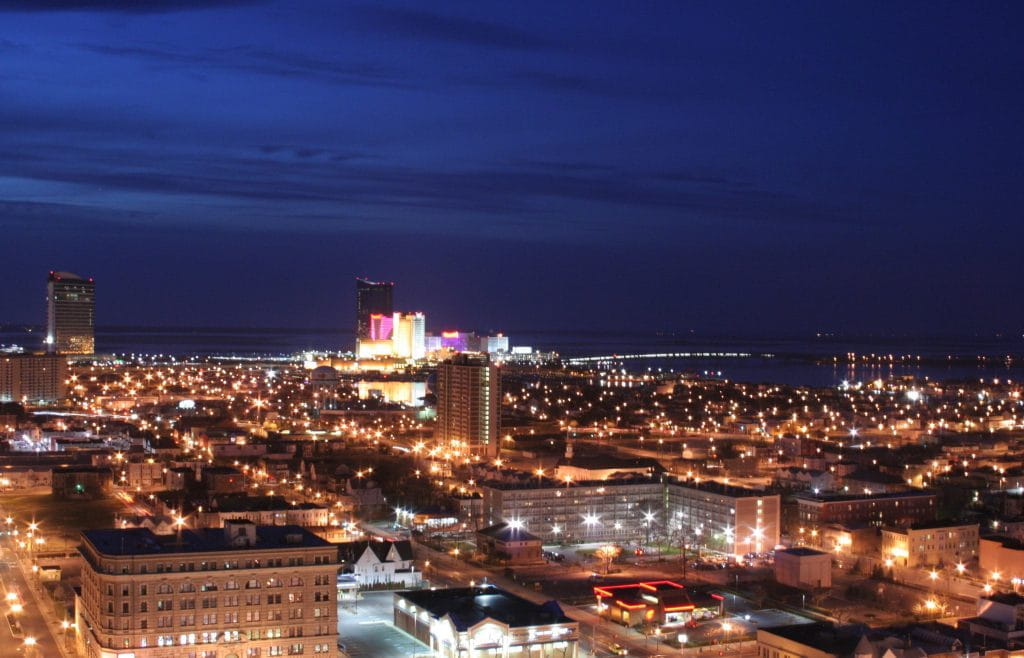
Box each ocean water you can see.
[2,325,1022,387]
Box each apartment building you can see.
[881,521,979,568]
[76,520,339,658]
[480,476,780,556]
[794,491,937,529]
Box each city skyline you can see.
[2,2,1023,334]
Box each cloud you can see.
[349,5,560,51]
[76,42,410,88]
[0,125,856,238]
[0,0,263,12]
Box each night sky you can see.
[1,1,1022,335]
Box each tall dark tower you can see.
[46,271,95,354]
[355,278,393,345]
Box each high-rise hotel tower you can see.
[47,270,95,354]
[354,278,393,345]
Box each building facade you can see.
[47,270,95,354]
[394,587,578,658]
[881,521,979,568]
[794,491,938,529]
[76,521,339,658]
[355,278,393,343]
[480,476,781,556]
[435,353,500,458]
[0,353,68,403]
[774,548,832,589]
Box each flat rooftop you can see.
[795,490,937,503]
[778,547,829,557]
[82,525,332,556]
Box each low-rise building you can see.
[881,521,979,568]
[594,580,722,628]
[794,491,937,529]
[52,466,112,499]
[775,547,832,589]
[200,465,246,494]
[393,586,578,658]
[959,592,1024,650]
[980,536,1024,581]
[758,621,983,658]
[337,539,420,588]
[476,522,543,564]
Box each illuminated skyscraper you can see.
[436,353,500,458]
[393,312,426,359]
[46,271,95,354]
[355,278,393,344]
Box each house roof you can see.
[477,522,541,543]
[337,539,413,563]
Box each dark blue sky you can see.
[1,1,1022,335]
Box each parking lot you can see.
[337,591,431,658]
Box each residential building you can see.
[881,521,979,568]
[393,586,578,658]
[47,270,95,354]
[75,521,339,658]
[481,476,780,556]
[52,466,112,499]
[337,539,420,588]
[201,466,246,494]
[758,621,984,658]
[980,536,1024,581]
[476,522,543,564]
[0,353,68,403]
[794,491,937,529]
[435,353,500,458]
[959,592,1024,650]
[668,479,781,556]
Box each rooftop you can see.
[984,592,1024,606]
[885,519,978,532]
[477,522,542,543]
[795,490,937,503]
[556,454,665,473]
[82,525,331,556]
[759,622,866,655]
[778,547,829,557]
[396,586,572,631]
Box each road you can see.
[0,543,66,658]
